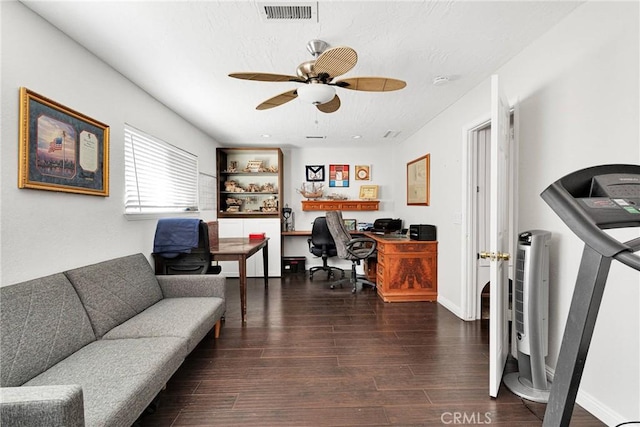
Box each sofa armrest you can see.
[156,274,226,299]
[0,385,84,427]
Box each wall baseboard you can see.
[437,295,463,319]
[545,366,625,425]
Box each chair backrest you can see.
[310,217,336,248]
[153,220,212,274]
[325,211,354,260]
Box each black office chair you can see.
[325,210,377,293]
[152,219,222,275]
[307,217,345,281]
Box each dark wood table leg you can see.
[239,255,248,323]
[263,240,269,288]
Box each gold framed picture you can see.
[343,218,357,231]
[18,87,110,196]
[355,165,370,180]
[407,154,430,205]
[359,185,379,200]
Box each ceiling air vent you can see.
[383,130,401,138]
[260,3,318,22]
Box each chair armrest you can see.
[346,237,377,259]
[0,385,84,427]
[156,274,226,299]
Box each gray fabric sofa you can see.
[0,253,226,427]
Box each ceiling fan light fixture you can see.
[297,84,335,105]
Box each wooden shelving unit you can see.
[217,148,283,218]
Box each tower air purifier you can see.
[504,230,551,402]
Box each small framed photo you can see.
[355,165,370,180]
[343,218,357,231]
[305,165,324,182]
[329,164,349,187]
[18,87,110,196]
[359,185,379,200]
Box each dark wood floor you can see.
[140,274,604,426]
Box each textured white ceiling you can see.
[23,1,582,148]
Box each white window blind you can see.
[198,172,216,211]
[124,124,198,214]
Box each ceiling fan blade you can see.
[335,77,407,92]
[316,95,341,114]
[313,46,358,79]
[256,89,298,110]
[229,72,302,83]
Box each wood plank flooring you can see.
[139,274,604,426]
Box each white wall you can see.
[1,1,219,286]
[396,1,639,424]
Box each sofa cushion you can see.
[64,253,163,338]
[103,297,225,353]
[0,274,96,387]
[24,337,186,427]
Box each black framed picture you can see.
[305,165,324,182]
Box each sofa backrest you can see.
[0,274,96,387]
[64,253,163,338]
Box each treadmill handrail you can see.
[613,250,640,272]
[541,180,633,258]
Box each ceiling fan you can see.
[229,39,406,114]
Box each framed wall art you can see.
[359,185,379,200]
[305,165,324,182]
[18,87,110,196]
[407,154,430,206]
[329,164,349,187]
[355,165,370,180]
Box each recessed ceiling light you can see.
[352,135,362,139]
[261,134,271,138]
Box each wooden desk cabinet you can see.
[367,233,438,302]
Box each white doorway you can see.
[461,114,517,321]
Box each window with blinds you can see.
[124,124,198,214]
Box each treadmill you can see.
[540,164,640,426]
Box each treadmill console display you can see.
[582,173,640,217]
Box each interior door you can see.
[486,74,512,397]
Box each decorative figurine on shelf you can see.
[296,182,324,199]
[261,196,278,212]
[225,180,244,192]
[246,183,260,192]
[266,165,278,173]
[225,161,238,173]
[225,197,243,206]
[261,183,275,193]
[244,160,263,172]
[327,193,348,200]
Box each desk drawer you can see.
[376,263,384,278]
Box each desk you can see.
[365,233,438,302]
[210,237,269,323]
[281,230,365,237]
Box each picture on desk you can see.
[343,218,357,231]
